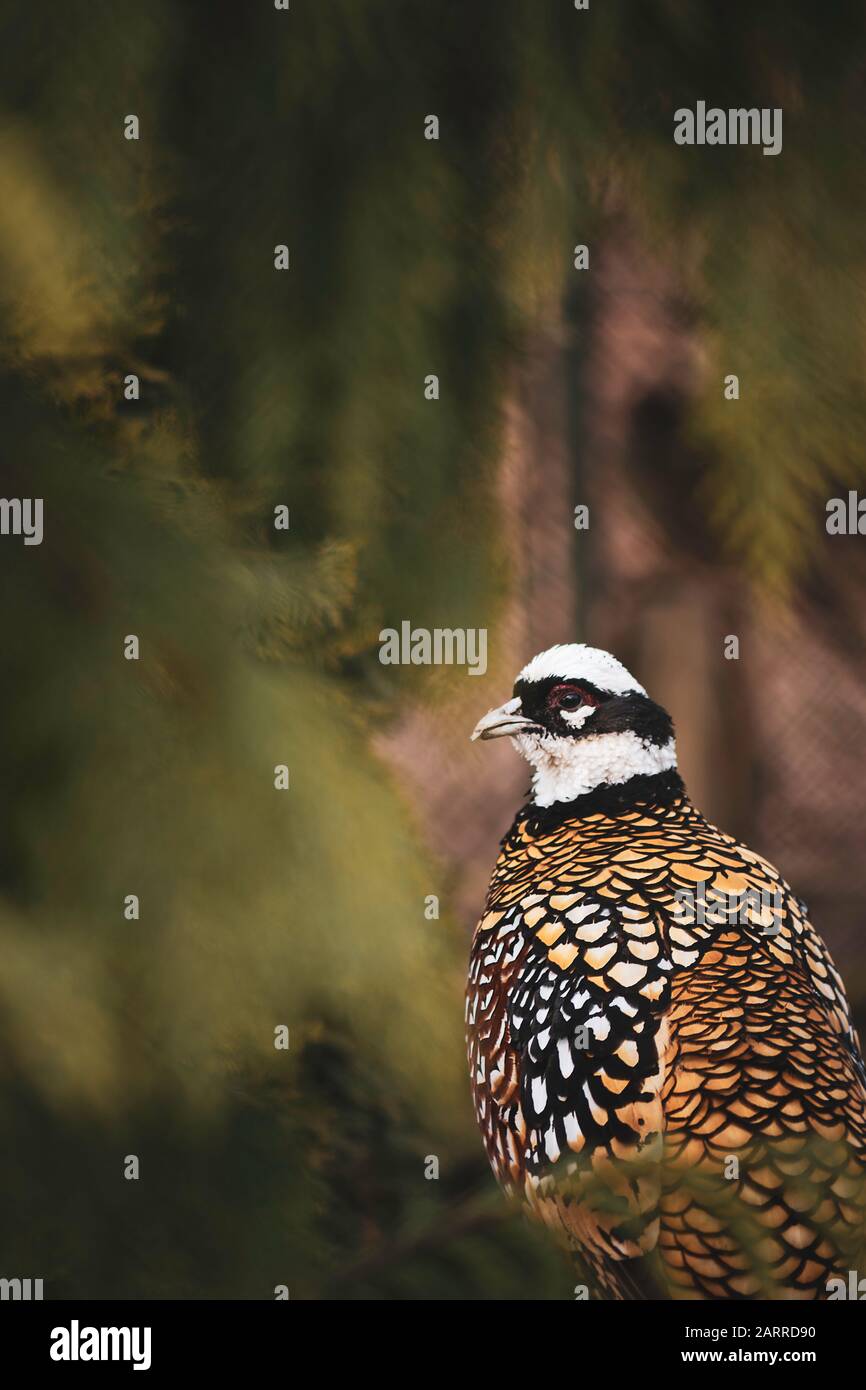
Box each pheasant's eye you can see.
[548,683,599,711]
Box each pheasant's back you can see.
[466,791,866,1299]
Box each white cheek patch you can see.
[514,730,677,808]
[559,705,598,730]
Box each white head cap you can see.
[517,643,646,697]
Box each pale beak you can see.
[470,696,541,742]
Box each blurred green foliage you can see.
[0,0,864,1297]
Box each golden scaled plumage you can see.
[466,790,866,1299]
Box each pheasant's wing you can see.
[467,884,672,1294]
[467,901,530,1195]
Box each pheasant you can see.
[466,643,866,1299]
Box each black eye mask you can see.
[513,677,674,746]
[513,675,608,723]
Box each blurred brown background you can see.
[0,0,864,1298]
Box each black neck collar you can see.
[517,769,686,835]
